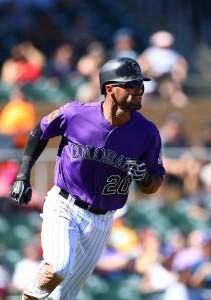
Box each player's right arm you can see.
[9,122,49,205]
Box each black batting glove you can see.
[9,176,32,205]
[126,159,147,183]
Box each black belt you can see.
[59,189,109,215]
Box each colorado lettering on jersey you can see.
[69,142,129,171]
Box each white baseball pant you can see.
[22,185,114,300]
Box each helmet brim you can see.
[123,75,151,82]
[106,74,151,84]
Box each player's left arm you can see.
[138,172,163,194]
[126,159,163,194]
[126,125,165,194]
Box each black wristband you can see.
[17,155,35,181]
[140,172,152,187]
[16,123,48,182]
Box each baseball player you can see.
[9,57,165,300]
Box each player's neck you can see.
[102,101,131,127]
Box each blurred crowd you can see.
[92,206,211,300]
[0,28,189,106]
[0,1,191,106]
[0,1,210,299]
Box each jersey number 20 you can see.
[102,175,131,195]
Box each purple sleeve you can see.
[40,105,68,139]
[142,126,165,176]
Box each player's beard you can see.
[114,93,142,112]
[131,94,143,110]
[120,99,142,111]
[131,102,142,110]
[118,102,142,112]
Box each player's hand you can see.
[9,179,32,205]
[126,159,147,183]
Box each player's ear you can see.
[105,84,114,95]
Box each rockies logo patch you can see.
[132,62,141,74]
[48,109,59,123]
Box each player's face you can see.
[110,81,144,111]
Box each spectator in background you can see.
[75,41,106,102]
[134,228,179,296]
[45,42,77,99]
[160,112,190,149]
[11,242,41,293]
[0,86,37,149]
[186,162,211,216]
[46,42,76,83]
[164,153,203,198]
[86,41,106,68]
[159,112,205,199]
[189,231,211,298]
[160,112,191,157]
[138,30,189,107]
[94,240,132,281]
[76,41,106,78]
[160,112,190,181]
[172,230,205,273]
[75,68,102,102]
[109,27,138,60]
[163,229,187,262]
[1,41,45,86]
[164,229,210,300]
[109,205,140,257]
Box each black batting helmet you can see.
[99,57,151,95]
